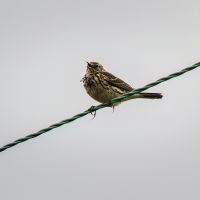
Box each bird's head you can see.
[86,62,104,73]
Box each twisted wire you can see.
[0,62,199,152]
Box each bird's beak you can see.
[87,62,92,68]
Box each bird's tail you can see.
[139,92,163,99]
[115,92,163,105]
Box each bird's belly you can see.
[85,83,122,103]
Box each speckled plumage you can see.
[82,62,162,105]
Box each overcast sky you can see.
[0,0,200,200]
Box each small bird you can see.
[82,62,162,115]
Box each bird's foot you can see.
[87,106,97,119]
[107,101,115,113]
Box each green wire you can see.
[0,62,199,153]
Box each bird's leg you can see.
[112,105,115,113]
[107,101,115,113]
[87,102,115,119]
[87,106,97,119]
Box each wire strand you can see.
[0,62,199,152]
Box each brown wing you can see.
[101,71,134,92]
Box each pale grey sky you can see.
[0,0,200,200]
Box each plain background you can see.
[0,0,200,200]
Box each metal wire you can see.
[0,62,199,152]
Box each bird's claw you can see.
[87,106,97,119]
